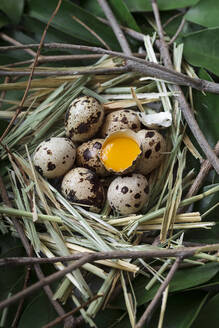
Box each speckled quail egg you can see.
[136,129,166,175]
[61,167,105,213]
[65,96,104,143]
[107,173,149,215]
[76,139,108,177]
[101,109,141,138]
[33,137,76,179]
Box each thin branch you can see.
[0,243,219,267]
[0,0,63,144]
[168,17,186,45]
[72,15,111,50]
[11,256,32,327]
[0,32,37,57]
[1,42,219,94]
[0,242,218,312]
[185,140,219,199]
[96,15,145,42]
[43,294,102,328]
[0,254,94,311]
[150,0,219,174]
[135,258,181,328]
[0,66,129,76]
[97,0,132,55]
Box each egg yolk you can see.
[100,136,141,172]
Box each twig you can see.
[168,17,186,45]
[1,42,219,94]
[0,254,94,311]
[150,0,219,174]
[1,53,146,67]
[0,243,219,267]
[185,140,219,199]
[11,254,32,327]
[97,0,132,55]
[0,242,218,311]
[0,32,37,57]
[0,66,129,76]
[43,294,102,328]
[135,258,181,328]
[0,0,62,144]
[72,15,111,50]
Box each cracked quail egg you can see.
[33,137,76,179]
[107,173,149,215]
[101,109,141,138]
[65,96,104,143]
[61,167,105,213]
[100,129,142,175]
[136,129,166,175]
[76,138,108,177]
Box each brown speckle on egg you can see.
[33,137,76,179]
[101,109,141,138]
[107,174,149,215]
[136,129,166,175]
[61,167,105,213]
[76,139,108,177]
[65,96,104,142]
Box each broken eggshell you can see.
[65,96,104,143]
[137,111,172,129]
[99,129,142,175]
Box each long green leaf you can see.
[182,28,219,76]
[186,0,219,28]
[28,0,121,50]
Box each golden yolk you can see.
[101,136,141,172]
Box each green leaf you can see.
[0,234,26,325]
[0,12,9,28]
[191,293,219,328]
[108,0,141,32]
[131,262,219,306]
[186,0,219,28]
[123,0,199,12]
[0,0,24,24]
[19,292,62,328]
[182,28,219,76]
[193,69,219,147]
[150,291,208,328]
[28,0,121,50]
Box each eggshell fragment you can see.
[61,167,105,213]
[101,109,141,138]
[107,173,149,215]
[136,129,166,175]
[33,137,76,179]
[65,96,104,142]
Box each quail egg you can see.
[101,109,141,138]
[76,139,108,177]
[107,173,149,215]
[65,96,104,143]
[61,167,105,213]
[33,137,76,179]
[136,129,166,175]
[100,130,142,175]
